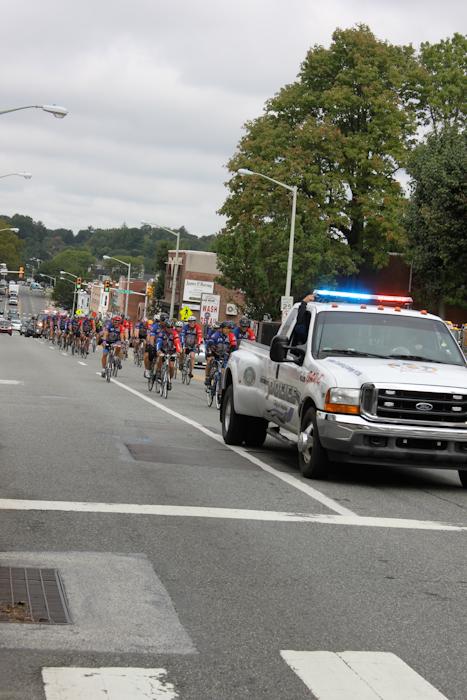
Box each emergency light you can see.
[313,289,413,307]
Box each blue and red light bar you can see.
[313,289,413,305]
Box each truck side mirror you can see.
[270,335,289,362]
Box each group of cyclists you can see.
[38,308,256,396]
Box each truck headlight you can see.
[324,388,360,415]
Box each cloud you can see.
[0,0,465,236]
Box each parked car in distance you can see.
[195,342,206,367]
[20,319,28,335]
[0,319,13,335]
[8,296,18,306]
[25,319,37,337]
[10,318,21,332]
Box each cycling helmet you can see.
[175,320,183,328]
[188,315,197,322]
[113,315,122,323]
[166,320,174,328]
[160,312,169,323]
[212,321,221,329]
[239,316,249,327]
[220,321,230,329]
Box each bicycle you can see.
[155,353,175,399]
[134,340,144,367]
[147,356,157,392]
[181,350,192,385]
[105,343,119,382]
[206,356,224,409]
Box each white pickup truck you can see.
[221,291,467,487]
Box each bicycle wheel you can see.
[162,366,169,398]
[112,356,119,376]
[206,377,214,407]
[215,373,222,410]
[148,366,156,392]
[71,340,75,355]
[105,360,112,382]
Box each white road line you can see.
[78,361,87,366]
[42,667,178,699]
[107,376,355,516]
[280,651,448,699]
[49,346,55,350]
[0,380,24,385]
[61,352,67,356]
[0,498,465,531]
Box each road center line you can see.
[78,361,87,366]
[0,498,464,531]
[107,376,355,516]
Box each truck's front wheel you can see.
[298,408,329,479]
[222,385,246,445]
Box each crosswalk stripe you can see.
[280,651,448,699]
[42,667,178,699]
[0,498,465,531]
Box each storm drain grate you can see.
[0,567,71,624]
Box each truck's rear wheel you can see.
[244,417,268,448]
[458,470,467,488]
[298,407,329,479]
[222,385,246,445]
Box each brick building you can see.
[162,250,245,324]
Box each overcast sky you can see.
[0,0,465,237]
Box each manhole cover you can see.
[0,567,71,624]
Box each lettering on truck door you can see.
[264,309,302,431]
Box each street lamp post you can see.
[0,173,32,180]
[0,228,19,233]
[237,168,297,298]
[141,221,180,319]
[0,105,68,119]
[39,273,56,287]
[60,271,78,315]
[103,255,131,318]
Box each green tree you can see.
[39,248,96,309]
[154,240,170,299]
[0,220,24,270]
[217,25,419,315]
[417,33,467,133]
[405,128,467,314]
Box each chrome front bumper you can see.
[316,411,467,468]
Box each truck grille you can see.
[375,389,467,425]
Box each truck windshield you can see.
[312,311,466,366]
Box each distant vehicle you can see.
[8,296,18,306]
[24,319,38,337]
[7,310,19,320]
[195,342,206,367]
[8,283,19,297]
[20,319,28,335]
[10,318,21,332]
[30,282,43,290]
[0,319,12,336]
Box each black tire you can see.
[162,368,169,399]
[244,417,268,448]
[105,364,111,382]
[459,470,467,488]
[298,407,329,479]
[221,385,246,445]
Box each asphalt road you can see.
[0,288,466,699]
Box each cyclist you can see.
[81,315,94,354]
[57,313,68,343]
[233,316,256,347]
[133,318,147,362]
[144,313,163,378]
[180,315,202,378]
[70,314,81,352]
[155,319,181,390]
[204,321,236,385]
[101,314,127,378]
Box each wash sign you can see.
[200,293,220,325]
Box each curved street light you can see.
[0,104,68,119]
[0,228,19,233]
[142,221,180,319]
[103,255,131,317]
[237,168,297,299]
[0,172,32,180]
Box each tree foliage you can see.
[39,249,96,309]
[417,33,467,133]
[0,220,24,270]
[405,128,467,313]
[217,25,420,315]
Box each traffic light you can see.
[76,277,82,290]
[18,266,24,279]
[104,279,110,293]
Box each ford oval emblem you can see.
[416,402,433,412]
